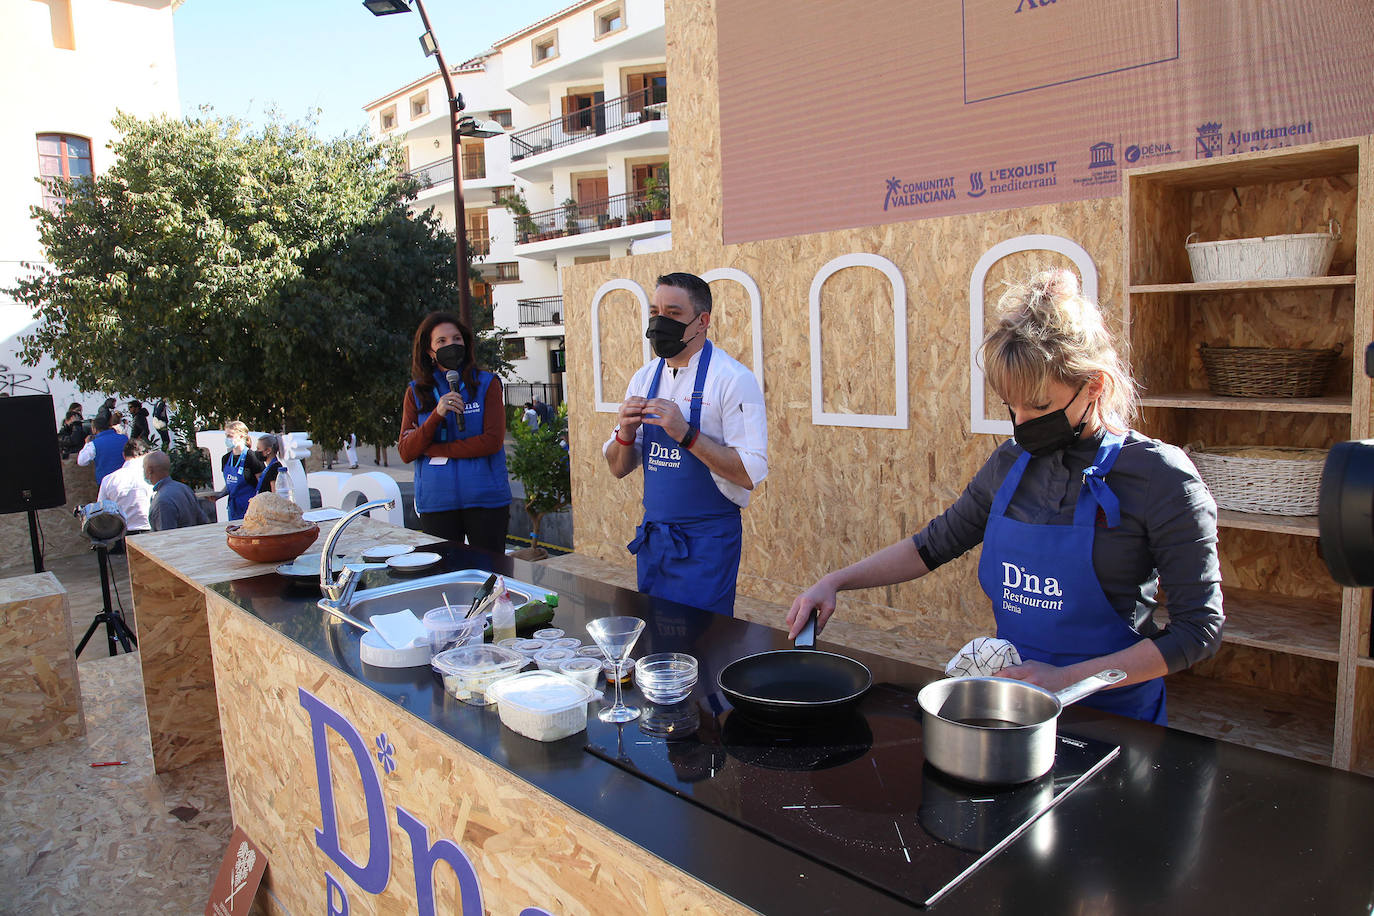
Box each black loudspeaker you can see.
[0,394,67,514]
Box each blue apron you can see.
[257,458,280,494]
[627,341,743,617]
[977,431,1167,725]
[224,450,255,521]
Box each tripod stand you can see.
[75,539,138,658]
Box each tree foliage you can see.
[10,111,505,452]
[506,405,571,547]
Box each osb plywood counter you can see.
[128,518,439,773]
[0,572,85,755]
[196,542,1374,915]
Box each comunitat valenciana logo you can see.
[883,175,957,211]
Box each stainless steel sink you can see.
[346,569,557,621]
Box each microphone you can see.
[445,370,465,431]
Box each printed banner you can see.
[716,0,1374,243]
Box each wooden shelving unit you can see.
[1124,138,1373,773]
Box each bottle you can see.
[490,577,517,644]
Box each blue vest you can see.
[410,370,511,513]
[91,429,128,488]
[977,431,1168,725]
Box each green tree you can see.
[9,111,507,454]
[506,404,571,548]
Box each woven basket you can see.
[1185,444,1326,515]
[1185,219,1339,283]
[1198,344,1340,398]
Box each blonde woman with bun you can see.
[787,269,1223,724]
[208,420,264,521]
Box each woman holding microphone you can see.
[788,270,1224,724]
[398,312,512,552]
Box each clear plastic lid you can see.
[532,627,565,640]
[559,657,602,672]
[486,670,597,713]
[549,637,582,651]
[431,644,525,676]
[533,647,575,664]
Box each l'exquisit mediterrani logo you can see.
[1196,122,1223,158]
[963,161,1057,199]
[883,175,957,211]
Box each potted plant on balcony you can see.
[646,166,670,220]
[497,191,538,244]
[562,198,581,236]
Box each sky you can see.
[173,0,570,138]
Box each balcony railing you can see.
[517,186,669,243]
[405,153,488,190]
[510,86,668,161]
[517,296,563,327]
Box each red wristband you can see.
[679,425,699,450]
[614,427,634,446]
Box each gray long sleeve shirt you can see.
[149,478,208,531]
[912,430,1224,674]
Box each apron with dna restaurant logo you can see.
[977,430,1167,724]
[627,341,742,617]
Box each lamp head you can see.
[363,0,411,15]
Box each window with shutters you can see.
[36,133,92,211]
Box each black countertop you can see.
[211,542,1374,914]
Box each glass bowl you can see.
[635,653,699,704]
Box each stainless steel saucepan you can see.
[917,669,1127,785]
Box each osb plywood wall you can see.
[561,0,1124,655]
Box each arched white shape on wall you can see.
[590,279,650,413]
[699,267,765,398]
[808,253,909,429]
[968,235,1098,436]
[306,470,404,526]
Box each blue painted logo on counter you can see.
[300,687,558,916]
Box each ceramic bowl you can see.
[225,524,320,563]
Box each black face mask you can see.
[434,343,466,372]
[1010,385,1091,457]
[646,314,699,359]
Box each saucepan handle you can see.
[1054,668,1128,707]
[794,608,817,650]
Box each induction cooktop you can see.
[585,683,1119,908]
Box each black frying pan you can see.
[717,612,873,727]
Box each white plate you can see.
[277,559,321,579]
[361,543,415,561]
[386,551,442,572]
[302,508,346,523]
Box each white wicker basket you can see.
[1185,219,1339,283]
[1185,444,1326,516]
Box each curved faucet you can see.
[317,498,396,628]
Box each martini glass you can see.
[587,616,646,723]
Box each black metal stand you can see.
[27,508,43,573]
[75,544,137,658]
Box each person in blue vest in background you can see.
[77,413,128,489]
[398,312,512,553]
[605,272,770,617]
[787,269,1225,725]
[208,420,263,522]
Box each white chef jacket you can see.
[97,456,153,532]
[602,343,768,508]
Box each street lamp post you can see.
[365,0,500,331]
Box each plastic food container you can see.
[548,636,582,651]
[558,656,602,689]
[601,656,636,685]
[422,608,485,655]
[497,637,524,652]
[431,645,526,706]
[532,627,565,641]
[485,670,597,741]
[575,645,607,660]
[635,653,699,704]
[514,638,550,658]
[533,647,576,671]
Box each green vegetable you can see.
[483,599,555,640]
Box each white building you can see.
[365,0,670,403]
[0,0,182,418]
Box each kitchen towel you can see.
[945,637,1022,677]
